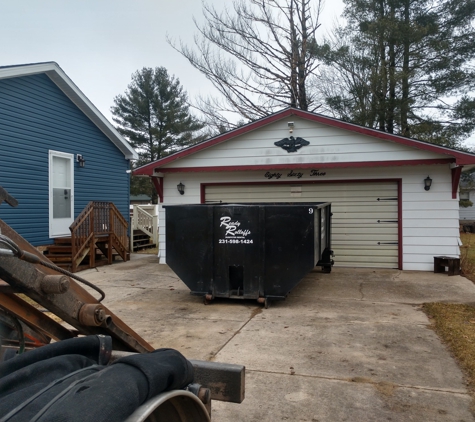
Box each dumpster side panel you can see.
[165,205,213,295]
[264,206,316,298]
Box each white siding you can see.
[165,117,445,169]
[158,164,460,271]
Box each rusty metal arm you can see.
[0,291,73,342]
[0,219,153,353]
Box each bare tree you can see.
[169,0,322,131]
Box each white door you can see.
[205,181,399,268]
[49,151,74,237]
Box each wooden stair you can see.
[45,237,129,271]
[132,230,156,252]
[44,202,131,272]
[44,238,73,269]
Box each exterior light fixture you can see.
[77,154,85,168]
[177,182,185,195]
[288,122,294,133]
[424,176,432,191]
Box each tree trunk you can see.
[377,0,387,131]
[401,0,410,137]
[387,3,396,134]
[297,0,308,111]
[289,0,298,108]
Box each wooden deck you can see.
[45,202,130,272]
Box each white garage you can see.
[134,108,475,271]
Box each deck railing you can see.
[130,205,158,250]
[70,201,129,272]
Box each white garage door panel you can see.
[337,256,399,266]
[205,181,399,268]
[337,246,398,256]
[333,210,397,218]
[333,219,397,225]
[333,236,397,244]
[333,227,398,235]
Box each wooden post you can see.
[90,206,95,269]
[71,228,76,273]
[108,206,114,265]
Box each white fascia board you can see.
[0,62,138,160]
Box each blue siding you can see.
[0,74,130,246]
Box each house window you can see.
[460,191,470,200]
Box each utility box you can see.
[164,203,333,305]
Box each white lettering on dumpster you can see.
[219,216,252,240]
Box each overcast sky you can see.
[1,0,345,121]
[7,0,471,148]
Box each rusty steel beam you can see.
[0,219,154,353]
[0,291,73,342]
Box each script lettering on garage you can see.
[263,169,326,179]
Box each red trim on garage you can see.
[155,158,453,173]
[451,166,463,199]
[201,178,403,270]
[133,107,475,176]
[151,176,163,203]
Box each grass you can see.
[423,303,475,393]
[422,232,475,400]
[460,232,475,283]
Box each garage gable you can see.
[163,116,446,170]
[135,108,475,176]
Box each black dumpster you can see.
[164,203,333,306]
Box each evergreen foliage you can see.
[313,0,475,147]
[111,67,205,200]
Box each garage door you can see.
[205,182,399,268]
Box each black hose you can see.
[0,235,105,302]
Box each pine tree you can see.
[111,67,205,201]
[314,0,475,147]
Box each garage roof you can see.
[0,62,138,160]
[134,107,475,175]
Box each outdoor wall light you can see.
[288,121,294,133]
[76,154,86,167]
[177,182,185,195]
[424,176,432,191]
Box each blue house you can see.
[0,62,137,267]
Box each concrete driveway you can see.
[83,256,475,421]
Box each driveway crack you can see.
[359,282,365,300]
[209,307,262,361]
